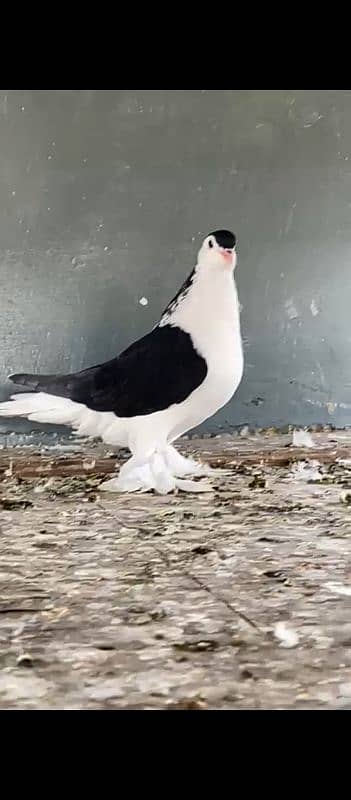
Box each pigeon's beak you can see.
[219,247,234,263]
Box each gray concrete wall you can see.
[0,89,351,435]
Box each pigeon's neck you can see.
[159,269,242,364]
[160,268,196,322]
[160,264,241,342]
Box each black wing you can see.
[10,324,208,418]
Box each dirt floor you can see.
[1,429,351,710]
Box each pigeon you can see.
[0,230,244,494]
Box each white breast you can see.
[163,266,244,439]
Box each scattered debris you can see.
[248,475,266,489]
[325,582,351,597]
[83,459,96,471]
[337,458,351,468]
[33,475,103,496]
[16,653,34,668]
[167,697,206,710]
[0,497,33,510]
[292,429,315,448]
[274,621,299,648]
[240,425,250,438]
[340,491,351,506]
[264,570,288,582]
[4,458,14,477]
[191,544,213,555]
[289,460,322,482]
[173,639,220,653]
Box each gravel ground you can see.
[1,430,351,710]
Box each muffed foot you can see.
[164,445,213,477]
[99,460,154,493]
[99,449,214,495]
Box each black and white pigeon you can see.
[0,230,243,494]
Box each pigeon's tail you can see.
[0,392,83,426]
[0,373,81,426]
[9,372,42,391]
[0,389,125,445]
[0,370,117,436]
[8,371,75,396]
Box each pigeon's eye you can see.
[208,240,213,249]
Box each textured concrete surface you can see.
[1,431,351,709]
[1,90,351,433]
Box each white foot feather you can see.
[164,445,212,477]
[99,448,214,495]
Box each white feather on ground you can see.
[292,429,315,448]
[325,582,351,597]
[274,621,299,648]
[289,460,322,482]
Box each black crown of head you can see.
[208,230,236,249]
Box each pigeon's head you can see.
[197,230,237,272]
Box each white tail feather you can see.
[0,391,124,445]
[0,392,82,425]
